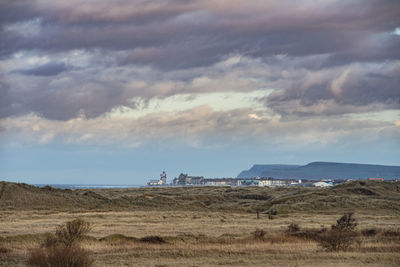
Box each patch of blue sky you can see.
[346,110,399,122]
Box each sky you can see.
[0,0,399,185]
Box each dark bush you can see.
[27,246,93,267]
[269,209,278,215]
[252,229,266,240]
[332,213,357,231]
[56,218,91,247]
[139,235,166,244]
[361,228,377,237]
[0,246,10,255]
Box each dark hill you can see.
[237,164,300,178]
[237,162,400,180]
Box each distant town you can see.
[148,171,390,188]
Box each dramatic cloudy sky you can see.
[1,0,399,184]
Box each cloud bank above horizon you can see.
[0,0,399,181]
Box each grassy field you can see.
[1,181,399,266]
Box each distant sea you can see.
[34,184,143,189]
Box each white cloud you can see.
[248,113,261,120]
[108,89,272,118]
[5,18,42,38]
[391,27,400,36]
[1,105,397,150]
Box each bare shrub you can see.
[139,235,166,244]
[252,229,266,240]
[317,213,359,251]
[27,246,93,267]
[56,218,91,247]
[332,213,357,231]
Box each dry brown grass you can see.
[1,210,400,266]
[82,236,400,266]
[27,246,93,267]
[1,181,400,266]
[2,210,399,239]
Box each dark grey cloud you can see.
[0,76,138,120]
[265,61,400,116]
[0,1,36,25]
[0,80,16,119]
[1,0,399,67]
[0,0,400,120]
[15,62,69,76]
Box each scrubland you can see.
[0,180,399,266]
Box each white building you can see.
[258,179,290,187]
[312,181,333,187]
[205,180,228,186]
